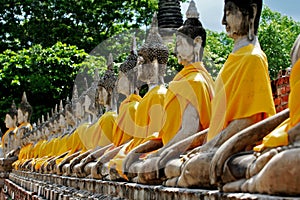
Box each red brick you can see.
[277,77,283,86]
[274,97,281,106]
[282,95,289,103]
[281,87,286,94]
[285,85,290,93]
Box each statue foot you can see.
[109,165,127,181]
[177,152,214,188]
[126,161,140,180]
[164,158,183,179]
[163,177,178,187]
[83,162,94,176]
[73,163,86,178]
[137,160,164,184]
[62,163,70,176]
[56,163,64,175]
[247,148,278,178]
[100,162,110,179]
[222,179,246,192]
[90,162,102,179]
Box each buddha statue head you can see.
[18,92,33,125]
[118,36,139,96]
[97,53,117,111]
[3,101,18,156]
[137,13,169,86]
[4,101,17,129]
[64,97,76,129]
[72,85,84,123]
[222,0,262,41]
[176,0,206,65]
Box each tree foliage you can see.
[0,3,300,133]
[0,0,158,53]
[258,6,300,79]
[0,42,108,130]
[204,30,233,79]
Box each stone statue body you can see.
[57,60,118,176]
[102,14,170,181]
[214,34,300,195]
[71,38,141,178]
[121,1,214,185]
[162,0,276,188]
[2,101,18,158]
[14,92,32,153]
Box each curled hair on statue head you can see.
[225,0,262,35]
[19,92,33,122]
[177,18,206,48]
[8,100,17,119]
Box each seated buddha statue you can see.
[71,36,142,178]
[29,100,76,173]
[14,92,33,152]
[124,0,215,185]
[93,13,169,181]
[2,101,18,158]
[58,57,119,176]
[162,0,276,188]
[211,34,300,196]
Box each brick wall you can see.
[271,68,291,113]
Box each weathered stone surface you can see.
[5,170,300,200]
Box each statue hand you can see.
[288,123,300,145]
[81,154,93,164]
[123,150,141,175]
[159,148,182,168]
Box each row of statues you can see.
[3,0,300,196]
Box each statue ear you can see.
[193,36,203,62]
[248,4,257,41]
[24,112,29,121]
[13,115,17,123]
[193,36,202,47]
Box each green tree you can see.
[0,0,158,53]
[0,42,108,132]
[204,30,233,79]
[258,6,300,79]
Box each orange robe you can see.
[112,94,142,147]
[207,44,276,141]
[108,85,167,176]
[254,59,300,151]
[158,62,214,145]
[1,127,17,154]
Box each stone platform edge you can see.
[6,170,300,200]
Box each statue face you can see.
[175,34,194,66]
[59,114,66,128]
[4,114,16,129]
[222,2,247,40]
[65,110,75,127]
[136,56,157,83]
[117,71,130,96]
[17,108,25,124]
[75,101,83,119]
[97,86,108,105]
[84,95,92,112]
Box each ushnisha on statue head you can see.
[136,13,169,86]
[118,35,139,96]
[175,0,206,65]
[18,92,33,125]
[97,53,118,112]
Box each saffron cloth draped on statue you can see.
[207,44,276,142]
